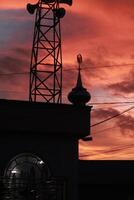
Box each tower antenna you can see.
[27,0,72,103]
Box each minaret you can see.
[68,54,91,106]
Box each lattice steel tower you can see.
[27,0,72,103]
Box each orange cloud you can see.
[0,0,36,9]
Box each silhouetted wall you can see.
[79,160,134,200]
[0,99,91,200]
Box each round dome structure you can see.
[4,153,51,190]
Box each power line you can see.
[87,106,134,134]
[90,102,134,105]
[0,90,27,94]
[91,104,134,111]
[0,72,29,76]
[0,88,133,106]
[92,104,134,111]
[91,106,134,127]
[0,61,133,76]
[0,89,133,106]
[64,62,134,71]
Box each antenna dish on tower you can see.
[54,8,66,18]
[27,3,39,14]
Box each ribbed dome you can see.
[68,55,91,106]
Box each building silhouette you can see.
[79,160,134,200]
[0,63,134,200]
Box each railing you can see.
[0,177,66,200]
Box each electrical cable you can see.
[0,72,29,76]
[63,62,134,71]
[89,102,134,105]
[91,104,134,111]
[91,106,134,127]
[0,61,133,76]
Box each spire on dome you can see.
[68,54,91,106]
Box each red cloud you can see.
[107,70,134,94]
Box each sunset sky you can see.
[0,0,134,160]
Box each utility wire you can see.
[0,72,29,76]
[0,89,133,104]
[0,62,133,76]
[63,62,134,71]
[0,90,27,94]
[91,106,134,127]
[90,102,134,105]
[91,104,134,111]
[0,89,133,105]
[92,104,134,111]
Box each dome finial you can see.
[76,54,83,88]
[68,54,91,106]
[77,54,82,69]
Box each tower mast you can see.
[27,0,72,103]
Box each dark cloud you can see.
[0,9,28,20]
[62,11,103,42]
[107,70,134,94]
[92,107,134,134]
[118,114,134,134]
[63,69,76,90]
[98,0,134,7]
[0,8,33,45]
[0,9,32,100]
[92,108,119,119]
[0,55,29,100]
[0,55,29,73]
[108,80,134,94]
[95,0,134,15]
[13,48,30,57]
[62,56,107,94]
[82,57,108,80]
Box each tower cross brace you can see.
[29,0,63,103]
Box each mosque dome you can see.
[68,54,91,106]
